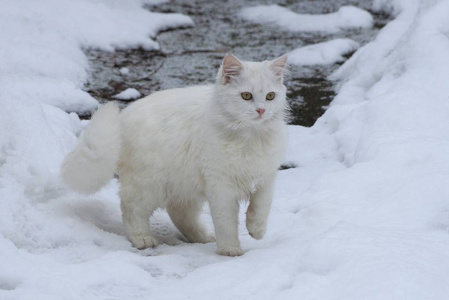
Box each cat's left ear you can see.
[270,54,288,83]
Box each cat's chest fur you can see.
[201,124,286,199]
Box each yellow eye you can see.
[266,92,275,100]
[241,92,253,100]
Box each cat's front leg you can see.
[246,174,276,240]
[208,186,243,256]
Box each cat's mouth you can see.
[253,115,268,122]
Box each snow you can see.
[120,67,130,75]
[0,0,193,115]
[239,5,373,32]
[113,88,142,100]
[2,0,449,299]
[288,39,360,66]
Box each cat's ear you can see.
[221,54,244,84]
[270,54,288,83]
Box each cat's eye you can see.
[241,92,253,100]
[266,92,275,101]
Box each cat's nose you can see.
[256,108,265,116]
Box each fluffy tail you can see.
[61,103,121,194]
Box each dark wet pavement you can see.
[84,0,388,126]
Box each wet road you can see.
[85,0,388,126]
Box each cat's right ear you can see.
[270,54,288,83]
[221,54,243,84]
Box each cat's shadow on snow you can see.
[65,199,186,246]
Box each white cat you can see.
[61,54,288,256]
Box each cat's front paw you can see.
[216,246,244,257]
[246,218,267,240]
[129,235,158,249]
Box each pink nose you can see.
[256,108,265,116]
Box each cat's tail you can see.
[61,103,121,194]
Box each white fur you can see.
[61,103,120,194]
[61,55,288,256]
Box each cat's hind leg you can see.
[120,185,159,249]
[167,200,215,244]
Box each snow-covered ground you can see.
[239,4,373,32]
[288,38,360,66]
[113,88,142,101]
[1,0,449,299]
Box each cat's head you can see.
[213,54,288,127]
